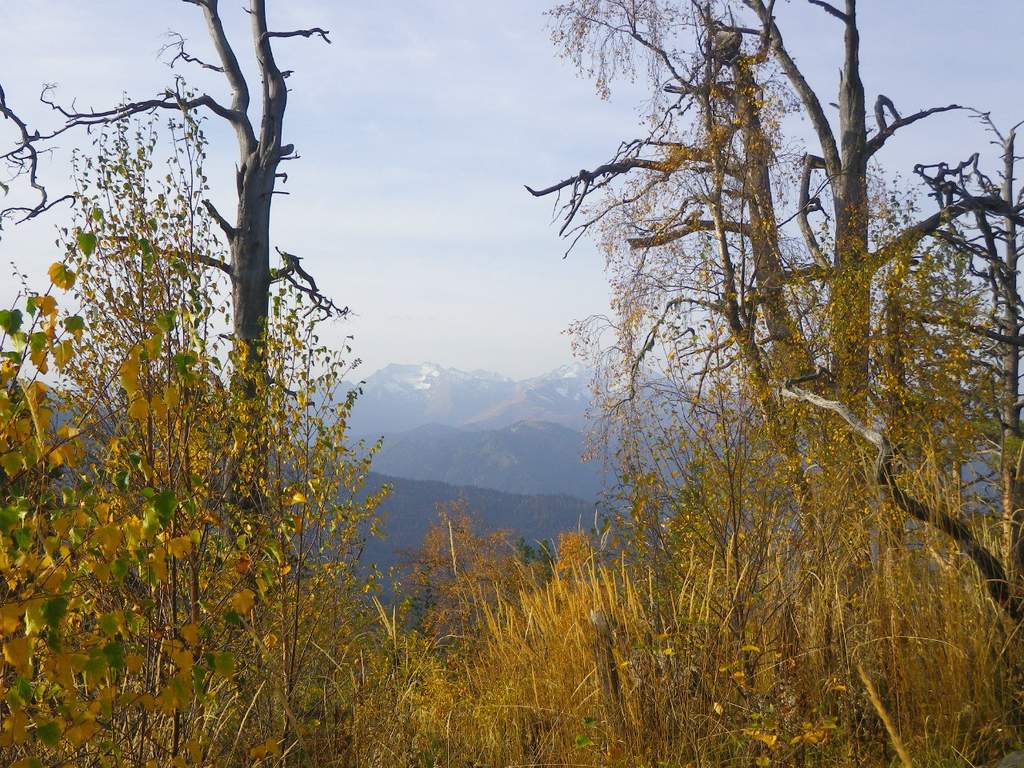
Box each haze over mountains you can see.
[347,362,592,436]
[372,420,602,499]
[347,363,605,571]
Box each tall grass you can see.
[330,530,1020,768]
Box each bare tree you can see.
[911,115,1024,592]
[530,0,1024,618]
[0,0,343,383]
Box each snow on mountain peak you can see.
[369,362,511,393]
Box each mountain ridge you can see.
[370,418,603,500]
[345,361,593,436]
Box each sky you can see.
[1,1,1022,380]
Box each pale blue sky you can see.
[1,1,1021,378]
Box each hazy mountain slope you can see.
[346,362,592,435]
[360,472,594,577]
[469,364,592,430]
[371,420,602,499]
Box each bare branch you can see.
[806,0,849,22]
[873,195,1024,268]
[1,82,241,224]
[866,96,962,156]
[627,218,747,249]
[202,199,237,240]
[797,153,829,267]
[272,247,347,320]
[161,31,225,73]
[746,0,840,175]
[198,0,256,151]
[0,84,76,226]
[264,28,331,44]
[779,384,1020,619]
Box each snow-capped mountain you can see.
[346,362,592,436]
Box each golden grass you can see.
[325,535,1021,768]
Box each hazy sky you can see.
[1,1,1021,379]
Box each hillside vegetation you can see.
[2,2,1024,767]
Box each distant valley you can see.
[371,420,602,500]
[360,472,596,580]
[343,363,606,572]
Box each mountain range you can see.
[371,420,603,500]
[361,472,595,580]
[340,363,604,577]
[346,362,592,436]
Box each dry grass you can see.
[324,534,1021,768]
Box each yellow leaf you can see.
[148,546,168,582]
[290,491,307,505]
[30,345,48,374]
[180,623,199,647]
[48,262,76,290]
[164,384,181,409]
[3,636,31,675]
[67,717,98,746]
[167,641,193,673]
[0,450,24,477]
[145,334,162,359]
[128,396,149,421]
[4,708,28,745]
[119,352,141,394]
[95,502,112,523]
[167,535,192,558]
[32,295,57,317]
[230,588,255,615]
[0,604,23,635]
[95,525,122,558]
[53,339,74,369]
[187,737,204,764]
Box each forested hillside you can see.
[370,420,602,498]
[1,2,1024,767]
[360,471,593,580]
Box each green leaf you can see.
[7,676,32,709]
[36,719,60,746]
[12,526,32,551]
[210,651,235,676]
[29,332,47,354]
[102,641,125,670]
[77,230,97,256]
[0,505,20,533]
[99,613,118,637]
[111,557,130,580]
[63,315,85,335]
[142,507,162,538]
[42,597,68,630]
[0,309,23,334]
[152,491,177,526]
[155,310,177,333]
[91,206,104,222]
[173,352,196,377]
[24,601,44,636]
[574,734,594,748]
